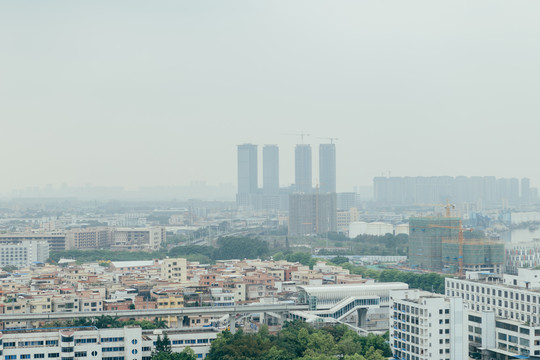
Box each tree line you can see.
[49,236,270,264]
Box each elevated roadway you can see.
[0,303,309,322]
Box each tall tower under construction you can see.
[319,143,336,194]
[295,144,312,194]
[409,217,460,272]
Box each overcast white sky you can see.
[1,1,539,193]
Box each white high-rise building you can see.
[390,289,468,360]
[0,240,49,268]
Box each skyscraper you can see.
[295,144,312,193]
[319,143,336,194]
[237,144,258,207]
[263,145,279,194]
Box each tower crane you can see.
[317,137,339,144]
[415,200,456,217]
[428,220,472,276]
[284,132,311,143]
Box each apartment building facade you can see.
[389,289,468,360]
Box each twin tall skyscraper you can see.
[236,143,336,210]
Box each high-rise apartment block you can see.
[295,144,312,194]
[288,193,337,235]
[319,143,336,194]
[236,144,258,208]
[390,289,468,360]
[374,176,534,207]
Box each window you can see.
[35,355,45,359]
[48,354,59,358]
[75,339,96,344]
[75,353,87,358]
[46,340,59,346]
[21,355,31,359]
[6,356,16,360]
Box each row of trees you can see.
[337,263,446,294]
[48,249,167,264]
[49,236,270,264]
[168,237,270,263]
[42,315,168,329]
[207,322,391,360]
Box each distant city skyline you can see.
[2,1,540,193]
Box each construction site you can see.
[409,204,505,274]
[442,238,504,274]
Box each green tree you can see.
[330,256,349,265]
[154,334,172,354]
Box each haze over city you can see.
[1,0,540,196]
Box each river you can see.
[501,226,540,245]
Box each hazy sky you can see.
[1,1,539,193]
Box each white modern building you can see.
[445,269,540,359]
[0,326,219,360]
[348,221,394,238]
[0,240,49,268]
[389,289,468,360]
[295,282,409,332]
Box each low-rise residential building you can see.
[161,258,188,283]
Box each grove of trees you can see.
[207,322,391,360]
